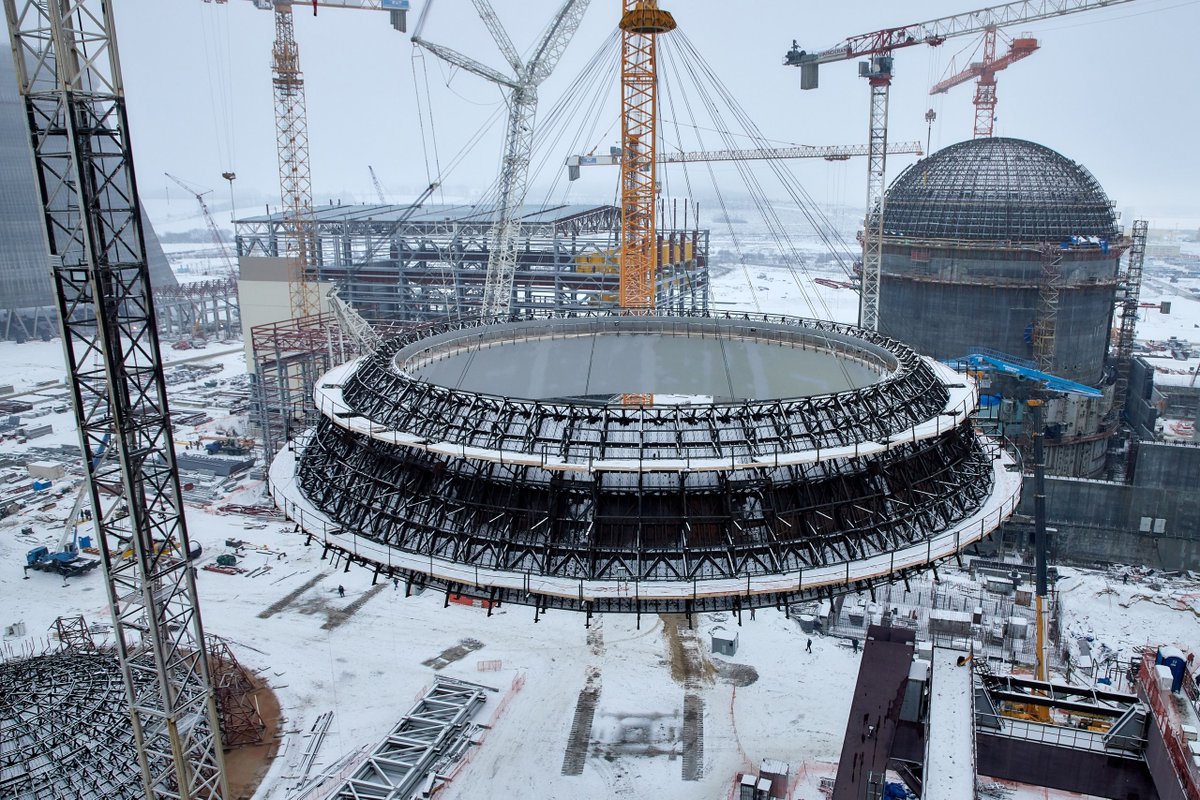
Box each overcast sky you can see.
[113,0,1200,230]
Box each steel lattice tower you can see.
[617,0,673,311]
[272,2,320,319]
[1112,219,1148,414]
[2,1,228,797]
[413,0,590,318]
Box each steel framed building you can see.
[235,202,709,323]
[270,310,1021,615]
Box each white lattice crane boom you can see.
[784,0,1137,332]
[566,140,924,177]
[166,173,238,278]
[413,0,591,317]
[368,165,387,203]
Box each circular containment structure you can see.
[878,137,1126,477]
[0,650,152,799]
[271,310,1022,614]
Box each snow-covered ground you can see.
[4,237,1200,799]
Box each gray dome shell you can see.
[882,137,1117,242]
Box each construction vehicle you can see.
[197,433,256,456]
[24,433,113,577]
[25,482,102,577]
[25,528,100,577]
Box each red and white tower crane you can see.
[929,27,1040,139]
[784,0,1136,332]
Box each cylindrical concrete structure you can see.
[879,137,1123,386]
[876,138,1127,477]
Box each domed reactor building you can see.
[269,311,1021,613]
[878,137,1127,477]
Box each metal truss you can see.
[237,204,622,253]
[293,311,996,594]
[859,68,890,331]
[271,2,319,318]
[1111,220,1147,416]
[413,0,590,317]
[1034,245,1063,374]
[235,204,707,325]
[251,313,343,456]
[883,138,1117,243]
[0,649,158,800]
[206,638,266,749]
[339,312,948,462]
[300,419,993,585]
[52,614,95,651]
[328,677,488,800]
[153,276,239,339]
[3,1,227,797]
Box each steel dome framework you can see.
[273,310,1021,615]
[883,137,1118,243]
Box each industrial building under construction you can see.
[6,2,1200,800]
[237,201,710,454]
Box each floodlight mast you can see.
[3,0,228,797]
[413,0,591,317]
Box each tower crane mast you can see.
[929,28,1039,138]
[3,0,227,796]
[617,0,674,313]
[205,0,408,321]
[784,0,1136,332]
[272,2,320,318]
[413,0,591,318]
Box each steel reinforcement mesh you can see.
[883,137,1117,242]
[336,311,950,462]
[298,418,994,583]
[1,650,153,799]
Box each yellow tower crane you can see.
[616,1,674,406]
[617,0,674,313]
